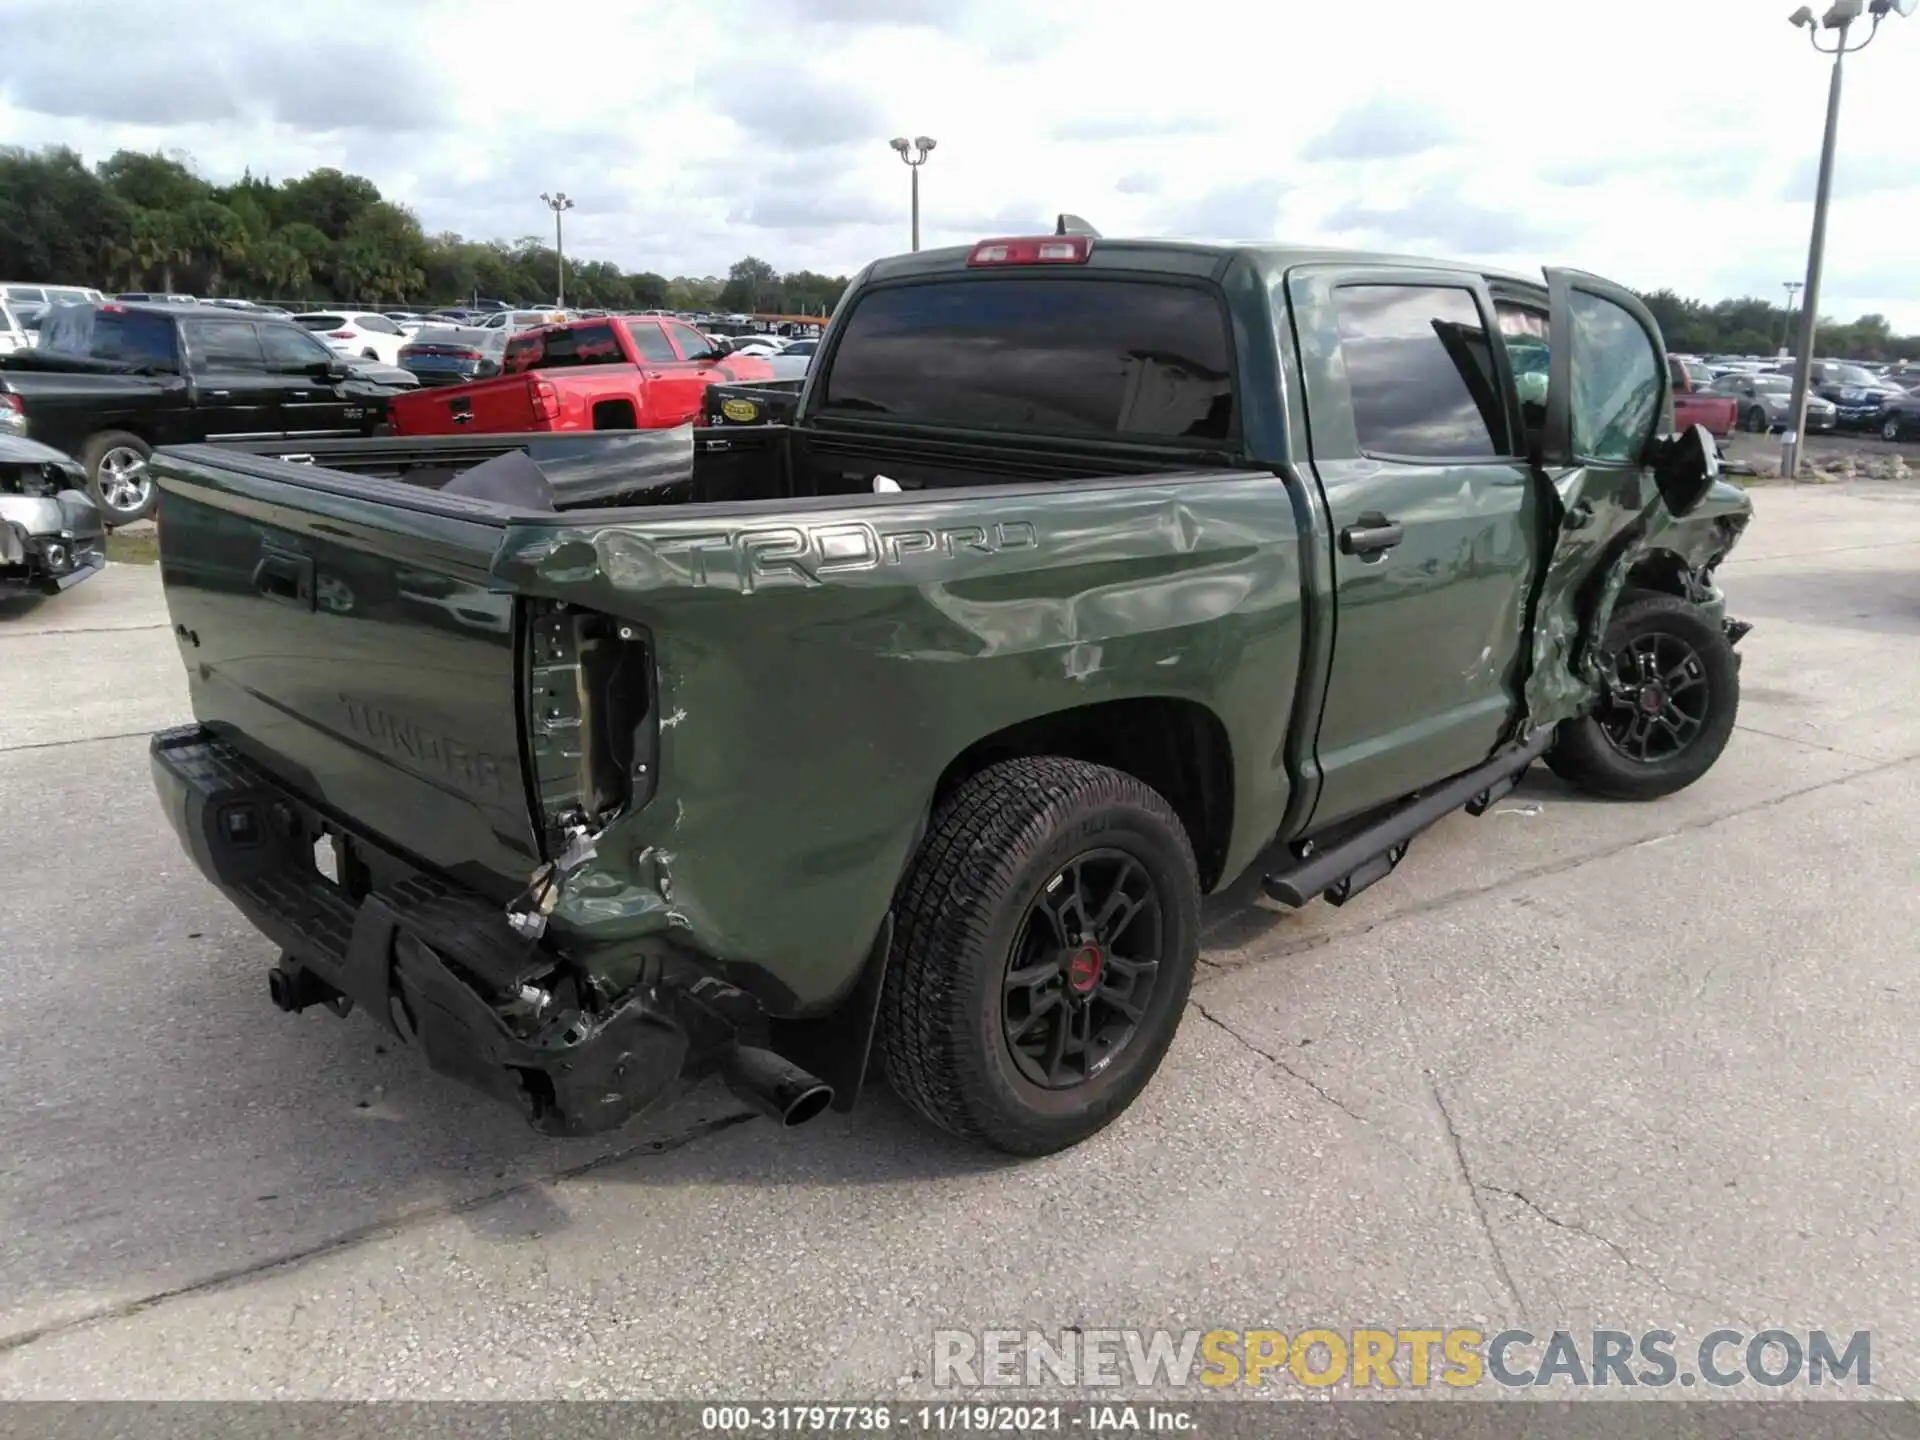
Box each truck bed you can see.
[149,425,1282,936]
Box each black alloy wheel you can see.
[878,756,1200,1155]
[1598,631,1710,764]
[1002,850,1164,1090]
[1545,592,1740,801]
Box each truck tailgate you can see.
[388,374,539,436]
[154,446,540,899]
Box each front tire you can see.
[1745,406,1771,434]
[80,430,156,526]
[1885,416,1905,443]
[879,757,1200,1156]
[1546,593,1740,801]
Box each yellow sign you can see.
[720,398,760,424]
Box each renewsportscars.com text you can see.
[932,1328,1871,1391]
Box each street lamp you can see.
[1779,0,1912,480]
[888,136,937,252]
[1778,280,1803,355]
[540,191,575,307]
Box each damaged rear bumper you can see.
[150,725,704,1136]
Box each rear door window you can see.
[1333,285,1505,459]
[818,277,1235,442]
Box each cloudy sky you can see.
[4,0,1917,328]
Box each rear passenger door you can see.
[179,316,278,438]
[1290,267,1540,831]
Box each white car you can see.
[766,337,818,380]
[0,300,41,354]
[2,282,105,308]
[293,311,409,365]
[472,308,570,334]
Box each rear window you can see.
[297,314,346,331]
[503,322,626,373]
[39,306,178,367]
[819,277,1235,442]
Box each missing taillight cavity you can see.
[523,602,656,853]
[967,235,1093,267]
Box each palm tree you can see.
[179,200,250,297]
[249,236,310,298]
[128,209,179,291]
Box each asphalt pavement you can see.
[2,477,1918,1401]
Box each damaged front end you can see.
[0,438,105,600]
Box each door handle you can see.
[207,389,230,398]
[251,550,314,610]
[1339,513,1404,558]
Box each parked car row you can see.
[1680,351,1920,440]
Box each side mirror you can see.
[1648,423,1721,518]
[311,359,350,381]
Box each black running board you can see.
[1256,727,1556,910]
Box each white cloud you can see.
[2,0,1917,328]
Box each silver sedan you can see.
[1711,372,1837,434]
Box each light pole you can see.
[1778,280,1803,355]
[540,191,575,307]
[1780,0,1912,481]
[888,136,937,251]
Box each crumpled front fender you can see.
[1519,470,1751,731]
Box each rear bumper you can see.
[149,725,695,1136]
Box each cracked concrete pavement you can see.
[2,479,1918,1399]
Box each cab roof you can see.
[862,236,1544,293]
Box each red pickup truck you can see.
[1669,356,1738,440]
[386,315,774,436]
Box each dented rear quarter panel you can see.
[494,474,1309,1010]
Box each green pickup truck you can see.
[147,226,1752,1155]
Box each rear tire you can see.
[878,757,1200,1156]
[80,430,156,526]
[1546,593,1739,801]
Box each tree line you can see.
[2,144,1916,357]
[1638,289,1919,364]
[0,145,850,316]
